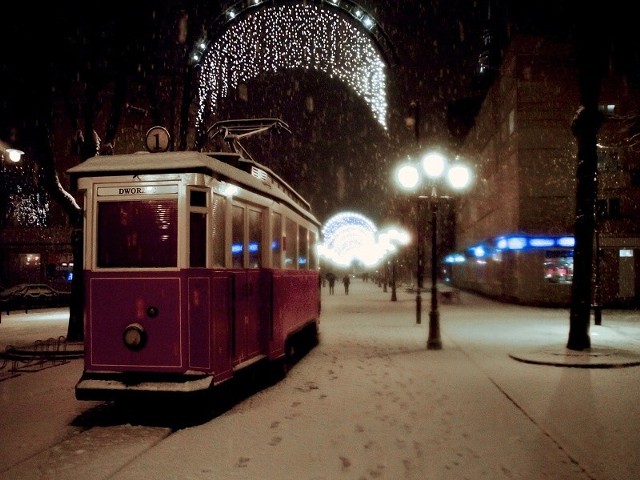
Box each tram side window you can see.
[211,194,225,267]
[232,205,244,268]
[189,212,206,267]
[298,225,308,269]
[309,230,318,269]
[248,208,263,268]
[189,188,208,268]
[97,200,178,268]
[284,217,298,269]
[272,212,282,268]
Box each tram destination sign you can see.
[97,185,179,196]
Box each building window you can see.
[46,254,73,282]
[544,250,573,284]
[598,150,620,172]
[597,198,621,219]
[21,253,41,269]
[609,198,621,218]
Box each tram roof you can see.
[67,150,319,225]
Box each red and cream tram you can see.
[70,122,321,401]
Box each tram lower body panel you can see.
[270,270,321,359]
[75,269,319,401]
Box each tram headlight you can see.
[123,323,147,351]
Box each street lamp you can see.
[1,146,24,226]
[1,145,24,167]
[396,151,473,349]
[5,149,24,163]
[379,227,409,302]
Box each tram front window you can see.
[97,200,178,268]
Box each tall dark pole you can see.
[568,106,600,350]
[427,195,442,349]
[391,256,397,301]
[567,7,606,351]
[383,261,388,293]
[410,100,421,145]
[411,100,422,325]
[593,156,602,326]
[415,196,423,324]
[593,220,602,325]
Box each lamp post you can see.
[379,227,409,302]
[396,151,472,349]
[391,255,397,301]
[415,196,423,323]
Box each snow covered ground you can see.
[1,281,640,479]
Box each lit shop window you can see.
[21,253,41,269]
[544,250,573,284]
[46,254,73,281]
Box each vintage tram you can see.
[70,120,321,401]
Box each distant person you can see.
[327,273,336,295]
[343,274,351,294]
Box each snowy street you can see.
[1,280,640,479]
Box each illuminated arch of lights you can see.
[194,2,390,133]
[318,212,387,266]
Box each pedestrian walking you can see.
[327,272,336,295]
[343,274,351,294]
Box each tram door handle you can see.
[246,282,253,297]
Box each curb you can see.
[509,345,640,368]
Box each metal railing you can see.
[0,336,82,379]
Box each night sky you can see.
[1,1,618,227]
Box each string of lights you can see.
[318,211,383,266]
[195,3,388,133]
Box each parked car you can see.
[0,283,71,313]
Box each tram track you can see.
[0,365,272,479]
[0,423,172,480]
[0,392,205,480]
